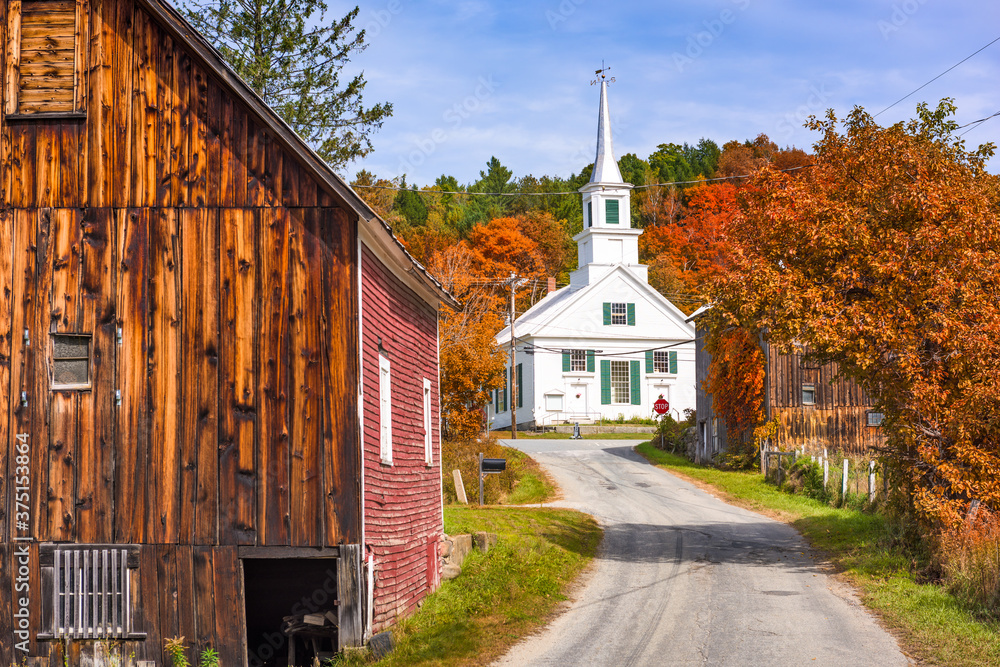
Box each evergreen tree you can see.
[184,0,392,170]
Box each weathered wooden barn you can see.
[0,0,456,664]
[689,313,884,461]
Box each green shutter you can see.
[562,351,571,372]
[606,199,619,224]
[586,350,595,373]
[627,303,636,326]
[516,364,523,408]
[630,360,641,405]
[494,389,498,413]
[645,351,654,373]
[505,367,510,412]
[600,360,611,405]
[669,350,678,374]
[587,201,593,228]
[602,302,611,325]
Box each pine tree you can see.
[184,0,392,170]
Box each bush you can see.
[938,510,1000,617]
[442,435,534,505]
[786,458,829,502]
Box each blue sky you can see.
[342,0,1000,185]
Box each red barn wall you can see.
[360,245,442,631]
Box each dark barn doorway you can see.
[243,558,339,667]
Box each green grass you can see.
[334,506,601,666]
[636,443,1000,667]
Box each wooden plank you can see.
[170,48,190,207]
[289,209,323,546]
[188,63,208,206]
[5,0,22,115]
[74,0,88,112]
[192,547,217,650]
[321,208,360,545]
[111,0,134,206]
[176,547,197,654]
[246,119,265,206]
[18,73,75,89]
[337,544,363,650]
[256,207,290,545]
[0,210,14,541]
[34,123,59,206]
[262,132,281,206]
[180,209,220,545]
[130,9,155,207]
[30,209,53,540]
[6,210,35,543]
[76,207,115,542]
[205,77,221,206]
[155,546,179,647]
[148,208,182,542]
[134,547,161,662]
[0,5,10,207]
[10,124,36,206]
[46,209,82,541]
[92,0,113,206]
[218,95,233,204]
[230,102,247,207]
[22,0,74,13]
[154,27,173,207]
[218,208,257,544]
[114,208,148,543]
[59,121,79,206]
[212,547,245,665]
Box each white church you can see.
[490,75,697,431]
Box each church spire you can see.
[590,70,623,184]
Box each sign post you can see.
[653,395,669,449]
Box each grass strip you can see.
[636,442,1000,667]
[490,431,652,440]
[339,506,601,666]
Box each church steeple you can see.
[570,69,647,288]
[590,77,624,184]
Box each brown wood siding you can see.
[767,348,884,454]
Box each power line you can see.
[873,35,1000,118]
[352,165,814,198]
[957,109,1000,137]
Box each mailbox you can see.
[481,458,507,474]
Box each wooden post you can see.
[338,544,363,650]
[869,461,877,502]
[453,470,468,504]
[823,457,829,487]
[842,459,849,497]
[478,453,484,507]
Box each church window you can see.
[570,350,587,372]
[587,201,593,228]
[610,360,630,404]
[606,199,619,224]
[652,351,678,374]
[610,302,627,325]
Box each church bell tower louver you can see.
[570,69,647,288]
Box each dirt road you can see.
[493,439,909,667]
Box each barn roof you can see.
[139,0,460,310]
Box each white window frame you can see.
[423,378,433,465]
[802,383,816,406]
[653,351,670,374]
[379,354,392,464]
[544,393,564,412]
[570,349,587,372]
[610,360,630,404]
[610,302,627,325]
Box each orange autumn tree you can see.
[704,326,766,454]
[709,100,1000,527]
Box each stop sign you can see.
[653,397,669,415]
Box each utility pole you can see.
[507,273,527,439]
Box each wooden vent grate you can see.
[18,0,77,113]
[52,548,132,639]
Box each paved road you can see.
[493,439,910,667]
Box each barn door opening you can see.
[242,558,339,667]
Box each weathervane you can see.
[590,61,615,86]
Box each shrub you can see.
[938,510,1000,617]
[786,458,829,502]
[442,435,523,505]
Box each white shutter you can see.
[379,355,392,464]
[423,378,433,465]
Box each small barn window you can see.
[5,0,87,117]
[423,378,433,465]
[802,384,816,406]
[379,354,392,464]
[867,411,884,427]
[39,546,142,640]
[51,334,91,389]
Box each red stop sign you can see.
[653,398,669,415]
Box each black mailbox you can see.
[481,458,507,474]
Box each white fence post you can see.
[842,459,849,497]
[869,461,877,502]
[823,458,829,487]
